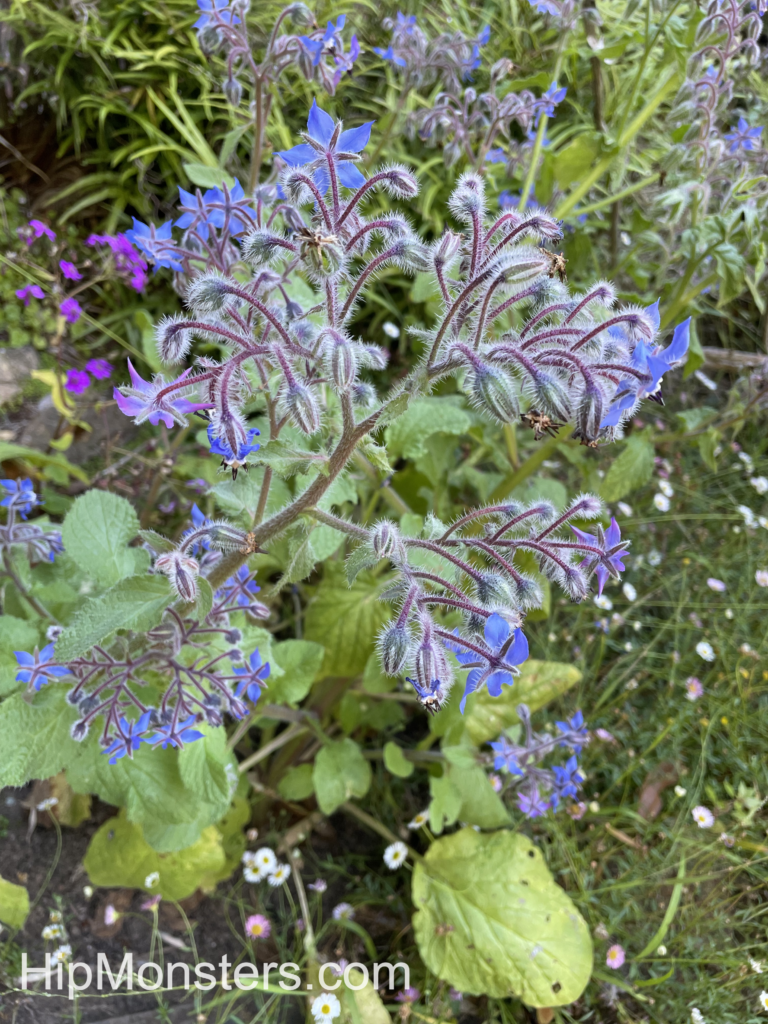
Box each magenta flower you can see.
[65,369,91,394]
[15,284,44,305]
[113,358,214,428]
[244,913,271,939]
[60,298,82,323]
[29,219,56,241]
[59,260,82,281]
[85,358,112,380]
[606,944,625,969]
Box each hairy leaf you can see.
[386,397,471,460]
[60,489,142,587]
[313,738,372,814]
[266,639,324,704]
[600,433,655,501]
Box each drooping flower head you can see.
[571,518,630,596]
[207,423,260,478]
[1,478,39,519]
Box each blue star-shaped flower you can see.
[406,676,448,712]
[150,715,205,749]
[571,518,629,596]
[373,44,407,66]
[550,755,584,807]
[555,709,589,754]
[204,180,258,236]
[489,736,524,775]
[452,613,529,714]
[233,649,271,703]
[207,423,260,478]
[396,11,417,32]
[175,186,219,241]
[299,16,346,66]
[102,713,152,764]
[217,564,261,607]
[517,785,550,818]
[15,644,70,692]
[277,99,374,193]
[1,478,38,519]
[193,0,240,31]
[724,117,763,155]
[535,81,567,126]
[124,219,183,273]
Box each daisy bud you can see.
[223,77,243,107]
[378,622,410,675]
[155,314,193,364]
[470,365,520,423]
[155,551,200,603]
[283,381,321,435]
[476,572,516,608]
[372,521,404,560]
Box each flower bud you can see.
[394,237,431,272]
[285,1,314,25]
[380,165,419,199]
[433,230,463,267]
[414,636,450,692]
[283,380,321,435]
[223,77,243,107]
[198,25,222,54]
[352,382,376,406]
[448,172,486,222]
[575,383,604,443]
[360,344,389,370]
[242,229,289,266]
[155,314,193,364]
[514,574,543,609]
[531,371,573,423]
[324,333,358,391]
[372,521,404,561]
[186,272,231,313]
[476,572,516,608]
[560,564,588,601]
[378,622,411,675]
[470,365,520,423]
[155,550,200,603]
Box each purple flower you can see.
[233,649,271,703]
[124,219,183,272]
[571,518,629,596]
[59,260,82,281]
[499,188,537,211]
[150,715,205,749]
[29,219,56,241]
[113,358,213,428]
[193,0,240,31]
[489,736,524,774]
[724,117,763,154]
[15,284,44,305]
[85,358,112,380]
[517,785,550,818]
[452,613,529,713]
[102,713,152,763]
[203,180,257,236]
[535,81,567,125]
[396,988,421,1003]
[86,233,148,290]
[550,755,584,807]
[484,147,507,164]
[65,369,91,394]
[208,423,260,476]
[217,564,261,608]
[277,99,374,193]
[555,709,588,753]
[60,298,82,323]
[1,477,38,518]
[373,44,407,66]
[15,644,70,692]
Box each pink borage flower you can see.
[113,359,213,428]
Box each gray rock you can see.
[0,347,39,405]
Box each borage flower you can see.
[232,649,271,704]
[449,612,529,713]
[278,99,374,193]
[207,423,260,478]
[193,0,240,32]
[102,713,152,764]
[125,219,183,272]
[1,478,38,519]
[114,359,213,428]
[217,564,263,609]
[571,518,629,596]
[150,715,205,750]
[15,644,70,691]
[724,117,763,154]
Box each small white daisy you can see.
[706,578,726,592]
[617,502,633,516]
[760,991,768,1011]
[408,811,429,830]
[674,785,687,797]
[332,902,354,921]
[653,493,671,512]
[658,479,674,498]
[756,570,768,588]
[267,863,291,886]
[145,871,160,889]
[690,1009,705,1024]
[383,841,408,870]
[750,476,768,495]
[647,549,662,567]
[49,910,63,923]
[692,805,714,829]
[311,992,341,1023]
[751,959,764,974]
[242,850,258,867]
[53,944,72,963]
[593,595,613,611]
[622,582,637,602]
[738,505,758,528]
[695,641,715,662]
[42,924,65,941]
[252,847,278,880]
[382,321,400,339]
[37,797,59,812]
[243,866,261,883]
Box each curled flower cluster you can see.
[0,478,63,566]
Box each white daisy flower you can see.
[54,944,72,963]
[37,797,59,812]
[242,850,258,867]
[252,847,278,880]
[658,479,674,497]
[408,811,429,830]
[593,595,613,611]
[145,872,160,889]
[653,493,671,512]
[690,1009,705,1024]
[383,841,408,870]
[382,321,400,339]
[267,863,291,886]
[243,866,261,883]
[311,992,341,1023]
[622,582,637,602]
[692,805,714,829]
[750,476,768,495]
[674,785,687,797]
[756,570,768,588]
[695,641,715,662]
[647,550,662,567]
[737,504,757,527]
[617,502,633,516]
[42,924,65,941]
[751,959,764,974]
[706,578,726,592]
[332,902,354,920]
[760,991,768,1011]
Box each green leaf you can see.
[193,577,214,622]
[384,741,414,779]
[412,828,593,1005]
[358,438,392,474]
[698,427,720,472]
[138,529,176,553]
[278,763,315,801]
[256,440,329,477]
[60,490,142,586]
[442,750,510,829]
[304,563,393,679]
[386,397,472,460]
[0,875,30,930]
[266,639,325,704]
[429,773,462,834]
[0,686,81,788]
[0,441,88,483]
[409,271,442,304]
[339,969,391,1024]
[182,161,236,190]
[600,433,655,502]
[361,653,397,694]
[553,135,599,189]
[0,615,40,697]
[345,542,378,584]
[177,723,233,820]
[83,811,228,901]
[55,575,173,662]
[313,738,372,815]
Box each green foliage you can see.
[0,686,81,788]
[0,616,40,697]
[264,639,324,704]
[312,738,372,815]
[0,876,30,931]
[383,741,414,779]
[60,490,145,587]
[277,763,315,801]
[412,828,593,1006]
[600,433,656,502]
[339,970,391,1024]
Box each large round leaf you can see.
[412,828,592,1006]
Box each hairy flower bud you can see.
[283,380,321,435]
[378,622,410,675]
[575,383,604,443]
[380,165,419,199]
[414,634,451,692]
[186,272,232,313]
[352,382,376,406]
[360,344,389,370]
[433,230,463,268]
[285,1,314,24]
[372,521,404,561]
[155,314,193,364]
[448,172,486,222]
[198,24,222,54]
[223,77,243,107]
[529,371,573,423]
[470,365,520,423]
[476,572,516,608]
[514,574,543,609]
[155,550,200,603]
[242,229,290,266]
[325,333,358,391]
[394,237,431,272]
